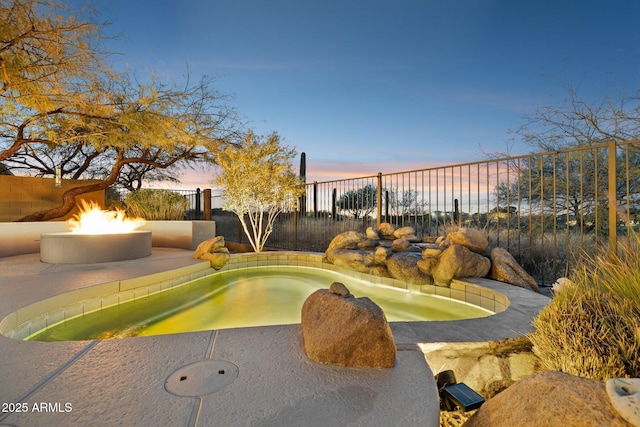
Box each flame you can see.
[67,201,146,234]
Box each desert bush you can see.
[125,189,189,220]
[529,239,640,381]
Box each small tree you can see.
[337,184,377,218]
[214,131,304,252]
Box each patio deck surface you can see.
[0,249,446,427]
[0,247,551,426]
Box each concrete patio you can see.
[0,248,549,426]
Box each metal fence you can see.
[108,140,640,283]
[268,140,640,284]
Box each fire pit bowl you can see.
[40,230,152,264]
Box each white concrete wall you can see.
[139,221,216,250]
[140,221,191,250]
[0,222,67,257]
[0,221,216,257]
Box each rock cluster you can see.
[301,282,396,368]
[324,224,538,291]
[465,370,633,427]
[193,236,230,269]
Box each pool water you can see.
[27,266,492,342]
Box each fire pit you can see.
[40,230,152,264]
[40,202,152,264]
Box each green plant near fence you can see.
[125,189,189,220]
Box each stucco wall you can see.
[0,175,104,222]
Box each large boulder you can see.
[193,236,230,270]
[447,228,489,254]
[393,226,416,239]
[385,252,434,286]
[489,247,539,292]
[324,231,368,272]
[367,264,392,278]
[416,257,438,275]
[325,231,367,263]
[326,249,375,273]
[465,370,633,427]
[431,244,491,287]
[422,244,443,258]
[377,222,396,240]
[365,226,379,239]
[392,237,410,251]
[357,239,378,249]
[301,286,396,368]
[374,246,392,264]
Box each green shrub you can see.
[125,189,189,220]
[529,241,640,381]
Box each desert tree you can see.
[5,140,183,190]
[11,73,242,221]
[516,90,640,150]
[1,0,244,220]
[214,131,305,252]
[0,0,108,162]
[495,151,612,231]
[336,184,377,218]
[388,189,425,216]
[495,90,640,231]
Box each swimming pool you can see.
[27,265,492,341]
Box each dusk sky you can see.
[81,0,640,186]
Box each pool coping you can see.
[1,251,551,344]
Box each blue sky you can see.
[82,0,640,184]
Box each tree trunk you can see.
[16,155,125,222]
[16,181,112,222]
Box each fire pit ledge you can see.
[40,230,152,264]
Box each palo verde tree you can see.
[1,0,243,220]
[9,72,242,221]
[214,131,304,252]
[0,0,108,162]
[4,136,184,191]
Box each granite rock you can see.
[193,236,230,269]
[301,288,396,368]
[490,247,539,292]
[466,370,633,427]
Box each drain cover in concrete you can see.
[165,360,239,397]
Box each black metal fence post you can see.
[332,188,337,220]
[313,182,318,217]
[195,188,202,219]
[454,198,460,225]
